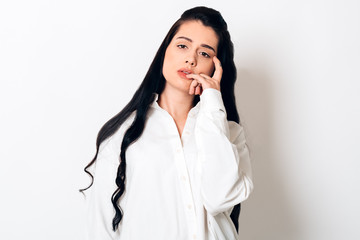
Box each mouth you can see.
[177,68,193,80]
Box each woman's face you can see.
[162,20,219,94]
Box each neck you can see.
[157,86,194,120]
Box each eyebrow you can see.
[176,36,216,53]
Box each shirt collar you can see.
[150,92,200,115]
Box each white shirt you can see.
[85,88,254,240]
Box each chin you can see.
[164,76,190,90]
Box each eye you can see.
[200,51,210,58]
[177,44,187,49]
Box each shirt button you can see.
[193,234,197,239]
[187,204,192,210]
[181,176,186,181]
[176,148,181,153]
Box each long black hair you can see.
[80,6,242,233]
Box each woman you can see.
[80,6,253,240]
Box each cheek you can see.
[162,51,171,75]
[200,61,215,76]
[163,50,176,72]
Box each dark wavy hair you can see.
[80,6,242,233]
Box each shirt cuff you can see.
[199,88,226,113]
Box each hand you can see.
[186,56,223,95]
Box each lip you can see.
[177,68,193,80]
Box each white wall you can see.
[0,0,359,239]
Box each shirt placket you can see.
[173,111,199,240]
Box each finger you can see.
[186,74,207,85]
[199,73,220,91]
[199,73,211,79]
[189,79,199,95]
[195,84,202,95]
[212,56,223,82]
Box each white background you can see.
[1,0,359,239]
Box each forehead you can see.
[174,20,219,50]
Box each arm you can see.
[85,136,121,240]
[194,88,254,216]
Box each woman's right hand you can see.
[187,56,223,96]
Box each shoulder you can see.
[98,111,137,163]
[110,111,137,143]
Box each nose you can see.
[185,54,196,67]
[185,60,195,66]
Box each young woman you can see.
[80,6,253,240]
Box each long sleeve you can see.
[85,135,122,240]
[194,88,254,216]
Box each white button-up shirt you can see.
[85,88,254,240]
